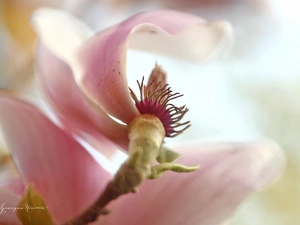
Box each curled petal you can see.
[79,10,233,123]
[0,93,112,223]
[97,141,285,225]
[31,8,232,124]
[35,42,129,150]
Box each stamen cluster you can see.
[130,76,190,137]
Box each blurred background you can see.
[0,0,299,224]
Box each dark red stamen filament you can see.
[129,77,190,137]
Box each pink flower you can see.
[32,8,233,152]
[0,8,284,225]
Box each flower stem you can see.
[63,114,165,225]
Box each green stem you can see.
[63,114,165,225]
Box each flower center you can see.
[129,64,190,137]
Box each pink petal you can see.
[79,10,233,123]
[31,7,94,75]
[97,141,284,225]
[0,188,22,225]
[36,42,129,150]
[0,93,112,223]
[0,179,25,225]
[0,178,25,196]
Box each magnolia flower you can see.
[0,8,284,225]
[32,8,234,152]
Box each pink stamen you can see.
[129,77,190,137]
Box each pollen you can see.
[129,64,190,137]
